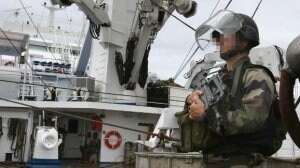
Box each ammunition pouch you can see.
[176,110,220,152]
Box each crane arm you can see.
[50,0,110,26]
[126,0,197,89]
[50,0,197,90]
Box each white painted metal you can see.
[136,108,181,150]
[169,87,192,108]
[32,126,62,159]
[249,46,284,78]
[135,152,202,168]
[100,111,159,162]
[0,100,162,115]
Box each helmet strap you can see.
[220,38,248,61]
[220,48,248,61]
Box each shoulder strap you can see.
[231,63,243,98]
[243,64,277,83]
[231,63,277,98]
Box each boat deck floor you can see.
[0,160,135,168]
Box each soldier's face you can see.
[219,33,237,53]
[212,31,237,53]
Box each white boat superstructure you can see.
[0,0,193,164]
[1,0,300,167]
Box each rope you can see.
[7,119,18,140]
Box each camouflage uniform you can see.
[178,57,277,156]
[205,57,275,136]
[176,109,220,152]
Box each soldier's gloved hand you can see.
[187,90,205,121]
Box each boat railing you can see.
[2,66,300,108]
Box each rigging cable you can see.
[89,17,101,39]
[173,42,196,80]
[36,2,46,37]
[178,46,200,79]
[252,0,263,18]
[149,0,195,31]
[130,0,141,34]
[88,2,107,39]
[63,9,77,43]
[209,0,222,17]
[18,0,75,88]
[225,0,233,10]
[0,96,179,142]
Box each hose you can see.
[279,70,300,148]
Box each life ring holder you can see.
[104,130,122,149]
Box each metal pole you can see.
[22,60,27,101]
[43,110,45,126]
[55,116,58,129]
[38,115,41,126]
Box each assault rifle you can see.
[189,69,227,110]
[189,68,229,132]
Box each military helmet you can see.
[195,10,260,51]
[236,13,260,49]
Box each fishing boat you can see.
[0,1,189,167]
[0,0,300,168]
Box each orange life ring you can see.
[104,130,122,149]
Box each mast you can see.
[43,2,64,28]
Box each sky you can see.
[0,0,300,86]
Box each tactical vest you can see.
[217,61,286,156]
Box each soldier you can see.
[177,10,285,165]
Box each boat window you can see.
[49,47,55,53]
[29,44,47,52]
[72,50,80,56]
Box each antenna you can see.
[42,2,65,28]
[4,6,32,18]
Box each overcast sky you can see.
[0,0,300,86]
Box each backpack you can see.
[235,63,287,152]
